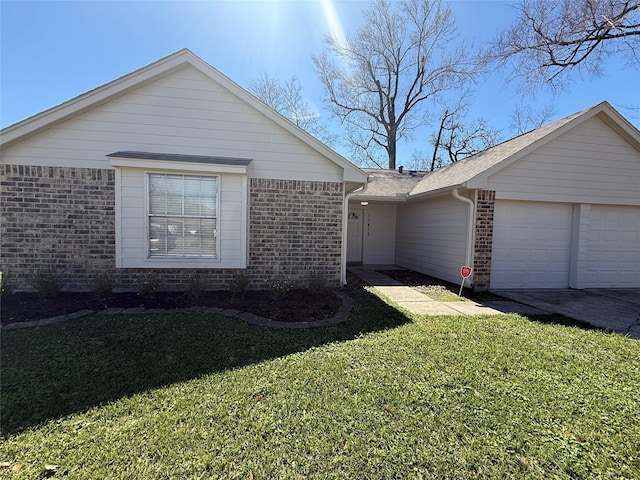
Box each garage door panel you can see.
[491,201,572,289]
[584,205,640,288]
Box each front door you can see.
[347,208,363,263]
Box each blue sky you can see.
[1,0,639,163]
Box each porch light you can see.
[360,201,369,206]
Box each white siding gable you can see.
[1,66,343,182]
[486,116,640,205]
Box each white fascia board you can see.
[351,195,409,203]
[109,158,248,174]
[596,103,640,151]
[406,184,465,200]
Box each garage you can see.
[348,102,640,291]
[491,201,573,289]
[491,202,640,289]
[584,205,640,288]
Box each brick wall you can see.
[473,189,495,290]
[1,165,116,291]
[249,178,343,287]
[1,165,344,292]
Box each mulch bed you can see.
[1,289,343,326]
[378,269,506,301]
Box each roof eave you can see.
[350,194,411,203]
[407,184,466,200]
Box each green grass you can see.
[415,284,468,301]
[2,286,639,479]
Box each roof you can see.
[0,49,367,184]
[356,168,427,201]
[351,101,640,201]
[107,151,253,166]
[408,101,640,198]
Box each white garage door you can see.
[491,201,572,289]
[584,205,640,288]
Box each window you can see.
[148,173,218,258]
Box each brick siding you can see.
[1,165,344,292]
[473,189,495,290]
[249,178,343,287]
[1,165,116,291]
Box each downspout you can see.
[452,188,475,287]
[340,181,368,286]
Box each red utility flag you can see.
[460,266,472,278]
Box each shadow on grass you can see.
[525,313,609,333]
[1,283,410,436]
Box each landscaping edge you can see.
[1,289,353,330]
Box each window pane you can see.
[148,173,217,258]
[166,217,184,255]
[183,218,201,255]
[149,175,166,215]
[165,176,183,215]
[200,218,217,256]
[202,177,216,193]
[183,177,199,216]
[202,177,217,214]
[149,217,167,256]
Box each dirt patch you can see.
[1,289,343,326]
[378,269,506,301]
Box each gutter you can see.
[451,187,475,288]
[408,184,465,201]
[340,180,369,286]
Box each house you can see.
[348,102,640,290]
[0,49,368,292]
[3,50,638,294]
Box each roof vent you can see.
[398,166,404,174]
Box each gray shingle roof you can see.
[409,106,591,197]
[356,168,426,200]
[352,101,640,200]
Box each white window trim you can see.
[111,159,249,269]
[145,172,221,261]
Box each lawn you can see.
[1,285,639,479]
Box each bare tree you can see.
[433,117,501,167]
[422,100,500,170]
[314,0,482,169]
[492,0,640,88]
[248,73,337,147]
[510,102,556,134]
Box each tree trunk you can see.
[431,111,448,171]
[387,135,397,170]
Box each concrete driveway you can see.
[495,289,640,339]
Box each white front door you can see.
[347,208,363,263]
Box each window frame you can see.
[110,156,250,270]
[146,172,221,260]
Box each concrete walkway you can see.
[348,267,546,317]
